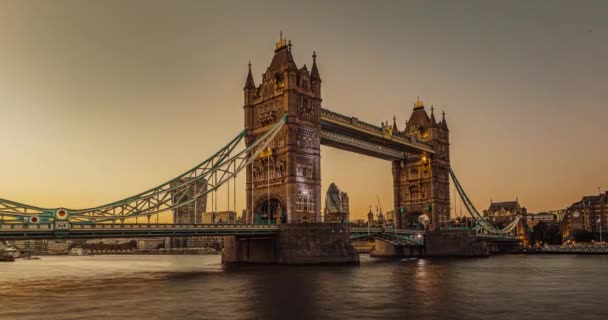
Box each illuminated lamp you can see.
[55,208,69,220]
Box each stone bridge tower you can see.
[243,35,322,224]
[392,99,450,231]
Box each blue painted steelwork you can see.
[449,168,520,235]
[0,223,278,240]
[0,115,287,225]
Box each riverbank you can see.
[524,244,608,254]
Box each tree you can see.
[571,230,594,243]
[533,222,548,244]
[543,223,562,245]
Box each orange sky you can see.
[1,1,607,221]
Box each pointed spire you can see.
[414,96,424,109]
[440,110,449,131]
[310,51,321,81]
[276,31,287,50]
[429,105,438,127]
[244,61,256,89]
[392,115,398,131]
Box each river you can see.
[1,254,607,320]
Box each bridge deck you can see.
[320,108,434,160]
[0,223,278,240]
[0,223,519,246]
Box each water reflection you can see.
[1,255,608,320]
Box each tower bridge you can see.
[0,35,521,262]
[243,34,450,232]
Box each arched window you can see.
[410,168,419,179]
[411,186,420,200]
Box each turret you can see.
[244,61,256,105]
[392,115,399,132]
[310,51,321,97]
[243,61,256,132]
[367,207,374,227]
[405,97,430,133]
[429,106,438,128]
[440,110,449,132]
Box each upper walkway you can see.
[320,108,434,160]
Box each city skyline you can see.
[1,1,607,221]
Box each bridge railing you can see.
[541,244,608,253]
[350,227,425,235]
[0,223,279,231]
[1,224,52,230]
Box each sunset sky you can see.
[1,0,606,221]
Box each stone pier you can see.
[369,230,498,258]
[424,231,489,257]
[369,239,424,258]
[222,235,278,264]
[222,223,359,265]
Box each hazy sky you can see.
[1,0,606,221]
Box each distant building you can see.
[350,219,367,227]
[563,192,608,238]
[170,177,208,248]
[323,183,350,223]
[385,210,394,226]
[377,211,385,226]
[185,236,224,250]
[367,208,374,227]
[202,211,237,224]
[47,240,70,255]
[547,209,567,221]
[136,238,165,250]
[8,240,48,254]
[483,199,527,227]
[171,177,208,224]
[524,212,558,229]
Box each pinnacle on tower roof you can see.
[268,32,298,72]
[441,110,449,131]
[429,105,438,127]
[244,61,256,89]
[392,115,398,132]
[414,96,424,109]
[276,31,287,50]
[310,51,321,81]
